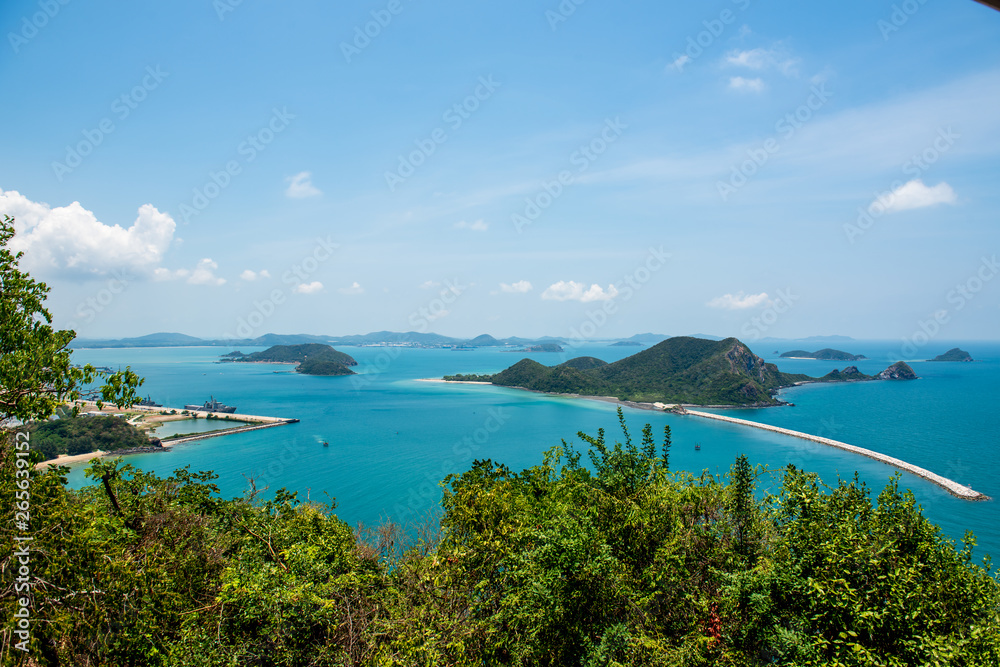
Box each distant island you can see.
[224,344,358,376]
[506,343,564,353]
[927,348,974,362]
[610,341,644,347]
[780,348,867,361]
[443,337,916,407]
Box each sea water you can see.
[65,341,1000,561]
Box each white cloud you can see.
[285,171,322,199]
[0,188,175,277]
[338,281,364,295]
[500,280,533,294]
[240,269,270,281]
[187,258,226,286]
[725,46,798,76]
[670,54,690,71]
[707,291,770,310]
[420,280,441,289]
[293,281,324,294]
[869,179,956,213]
[729,76,766,93]
[541,281,619,303]
[454,219,488,231]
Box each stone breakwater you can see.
[161,418,298,446]
[682,409,989,501]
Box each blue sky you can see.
[1,0,999,343]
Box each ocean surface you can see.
[66,340,1000,561]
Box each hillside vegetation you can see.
[23,415,152,461]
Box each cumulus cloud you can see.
[338,281,364,295]
[729,76,766,93]
[187,259,226,286]
[154,258,226,286]
[869,179,956,213]
[541,281,619,303]
[285,171,322,198]
[707,291,770,310]
[454,219,488,231]
[0,188,175,277]
[500,280,533,294]
[293,281,324,294]
[240,269,270,281]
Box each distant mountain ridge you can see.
[72,331,564,349]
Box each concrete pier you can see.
[681,409,989,501]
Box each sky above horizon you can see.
[2,0,999,345]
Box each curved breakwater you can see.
[681,409,989,501]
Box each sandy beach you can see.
[35,450,106,469]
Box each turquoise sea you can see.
[66,341,1000,561]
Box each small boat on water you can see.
[322,441,329,447]
[694,443,701,451]
[183,396,237,413]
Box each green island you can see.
[2,216,999,665]
[779,348,867,361]
[928,347,975,362]
[225,343,358,376]
[445,337,916,406]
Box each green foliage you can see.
[0,215,142,423]
[442,373,496,382]
[295,356,356,376]
[241,344,357,367]
[24,415,150,460]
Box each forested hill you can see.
[466,337,917,406]
[488,337,809,406]
[227,344,358,376]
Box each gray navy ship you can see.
[184,396,237,413]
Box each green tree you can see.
[0,214,142,423]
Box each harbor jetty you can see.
[680,409,989,501]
